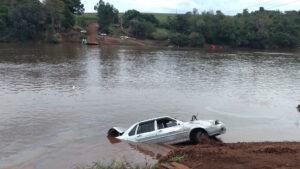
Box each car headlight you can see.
[220,127,226,133]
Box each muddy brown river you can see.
[0,43,300,169]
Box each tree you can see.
[189,32,205,46]
[128,19,155,38]
[152,28,170,40]
[192,8,199,15]
[61,0,84,14]
[94,0,118,33]
[216,16,237,45]
[123,10,159,28]
[123,10,142,28]
[0,5,10,31]
[273,32,298,47]
[44,0,65,28]
[10,0,47,40]
[45,0,84,30]
[62,7,75,29]
[170,33,189,47]
[141,14,159,26]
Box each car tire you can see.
[194,130,209,144]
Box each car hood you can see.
[183,120,215,127]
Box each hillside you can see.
[76,12,178,24]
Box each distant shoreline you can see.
[1,38,299,51]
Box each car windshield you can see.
[157,118,177,129]
[128,125,137,136]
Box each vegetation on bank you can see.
[169,155,186,163]
[1,0,300,49]
[0,0,84,42]
[75,161,157,169]
[76,13,177,27]
[94,0,300,49]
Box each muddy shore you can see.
[158,142,300,169]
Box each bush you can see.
[46,24,54,33]
[189,32,205,47]
[143,22,155,38]
[151,28,170,40]
[170,33,189,46]
[273,32,298,48]
[76,16,88,27]
[48,36,60,43]
[48,34,62,43]
[75,16,84,27]
[129,20,155,39]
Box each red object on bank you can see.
[211,44,216,50]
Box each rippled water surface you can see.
[0,43,300,169]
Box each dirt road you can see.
[159,142,300,169]
[86,22,99,45]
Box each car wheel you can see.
[194,131,209,144]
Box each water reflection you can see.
[0,43,87,93]
[107,136,173,159]
[127,142,174,160]
[0,43,85,64]
[98,46,122,88]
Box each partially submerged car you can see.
[108,115,226,144]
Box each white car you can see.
[108,115,226,144]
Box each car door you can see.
[135,120,158,143]
[155,120,186,144]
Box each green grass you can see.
[169,155,186,163]
[146,13,177,22]
[75,13,98,27]
[119,12,178,22]
[81,13,98,20]
[77,12,178,23]
[74,160,157,169]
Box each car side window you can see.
[128,125,137,136]
[166,120,177,128]
[137,121,155,134]
[157,118,178,129]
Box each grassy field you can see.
[79,12,178,23]
[81,13,98,20]
[144,13,177,22]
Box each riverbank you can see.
[97,36,171,47]
[1,19,299,50]
[2,35,299,51]
[79,141,300,169]
[158,141,300,169]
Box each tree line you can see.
[1,0,299,48]
[0,0,84,41]
[96,1,300,49]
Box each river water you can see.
[0,43,300,169]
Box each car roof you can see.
[126,116,179,132]
[137,116,175,124]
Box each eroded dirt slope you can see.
[160,142,300,169]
